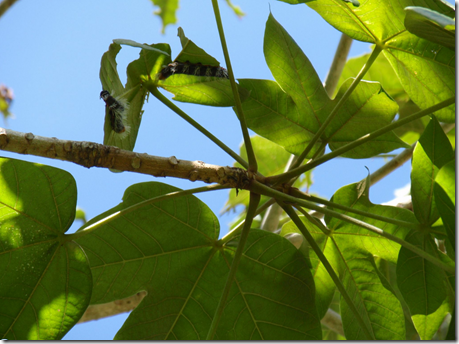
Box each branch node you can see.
[131,154,141,169]
[168,156,179,166]
[25,132,34,141]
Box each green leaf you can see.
[405,7,455,50]
[158,74,250,107]
[0,157,92,339]
[282,217,342,320]
[150,0,179,34]
[307,0,454,43]
[277,0,316,4]
[156,28,249,107]
[327,79,408,158]
[112,39,171,56]
[383,40,455,123]
[339,250,405,340]
[337,50,407,102]
[337,51,430,144]
[239,14,407,159]
[325,178,416,264]
[434,160,455,252]
[411,116,454,225]
[396,230,451,339]
[76,182,321,340]
[307,0,456,123]
[175,27,220,65]
[100,43,159,153]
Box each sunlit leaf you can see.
[405,6,455,50]
[307,0,456,122]
[0,157,92,340]
[239,14,407,158]
[156,28,248,107]
[75,182,321,340]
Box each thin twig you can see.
[211,0,257,173]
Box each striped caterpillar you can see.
[158,61,229,80]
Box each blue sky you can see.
[0,0,426,340]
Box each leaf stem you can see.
[289,45,383,172]
[249,181,455,274]
[220,198,276,243]
[206,192,261,340]
[149,87,248,169]
[290,189,420,230]
[280,203,375,340]
[267,96,456,184]
[211,0,257,174]
[68,184,228,241]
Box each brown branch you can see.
[0,0,19,18]
[0,128,255,188]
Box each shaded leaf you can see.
[411,116,454,225]
[434,159,455,252]
[405,6,455,50]
[325,177,416,265]
[76,182,321,340]
[340,250,405,340]
[0,157,92,340]
[396,229,451,339]
[282,217,342,320]
[100,43,159,153]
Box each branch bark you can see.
[0,127,254,188]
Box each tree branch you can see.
[0,127,255,188]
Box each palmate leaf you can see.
[306,0,455,122]
[0,157,92,340]
[75,182,321,340]
[238,13,407,159]
[411,116,454,225]
[324,178,417,339]
[284,178,418,339]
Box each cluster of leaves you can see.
[0,0,455,340]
